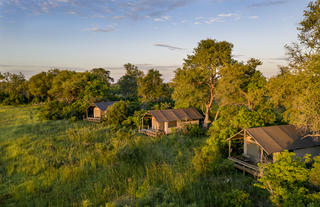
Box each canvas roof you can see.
[93,101,117,111]
[148,108,203,122]
[245,125,320,154]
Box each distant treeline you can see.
[1,0,320,136]
[0,64,173,120]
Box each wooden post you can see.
[260,147,263,163]
[141,117,143,131]
[228,139,231,157]
[86,108,88,119]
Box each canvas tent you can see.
[86,101,117,122]
[141,108,203,136]
[227,125,320,176]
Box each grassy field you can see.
[0,106,270,207]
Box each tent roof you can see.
[245,125,320,154]
[93,101,117,111]
[148,108,203,122]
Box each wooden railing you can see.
[140,129,164,137]
[86,117,102,123]
[228,157,260,177]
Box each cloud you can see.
[153,43,184,51]
[112,15,125,19]
[194,21,201,25]
[248,16,259,19]
[218,13,235,17]
[205,17,224,24]
[249,0,289,8]
[0,0,194,21]
[86,26,115,33]
[153,15,170,22]
[268,57,289,61]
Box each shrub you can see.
[39,100,64,120]
[105,101,129,126]
[221,189,252,207]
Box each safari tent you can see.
[86,101,117,122]
[227,125,320,176]
[140,107,203,136]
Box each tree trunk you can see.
[203,104,211,128]
[214,109,220,121]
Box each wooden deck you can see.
[86,117,102,123]
[140,129,164,137]
[228,157,260,177]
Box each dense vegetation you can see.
[1,1,320,206]
[0,106,270,206]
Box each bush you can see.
[180,124,206,137]
[257,151,320,206]
[221,189,252,207]
[105,101,129,126]
[39,100,64,120]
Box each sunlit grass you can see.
[0,106,270,206]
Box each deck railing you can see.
[139,129,164,137]
[228,157,261,177]
[86,117,102,123]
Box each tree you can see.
[0,72,29,104]
[172,39,233,127]
[216,58,266,111]
[90,68,114,86]
[28,72,53,102]
[286,0,320,72]
[257,151,320,206]
[268,1,320,133]
[105,101,129,126]
[137,69,171,102]
[117,63,144,100]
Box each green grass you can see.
[0,106,270,207]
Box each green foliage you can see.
[221,189,252,207]
[117,63,144,100]
[0,106,270,206]
[217,58,266,111]
[0,72,29,105]
[137,69,171,102]
[105,101,130,126]
[257,151,320,206]
[172,39,234,126]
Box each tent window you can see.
[168,121,177,128]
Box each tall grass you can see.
[0,106,270,206]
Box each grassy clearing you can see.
[0,106,270,207]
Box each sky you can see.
[0,0,311,81]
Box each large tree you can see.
[268,0,320,133]
[172,39,233,127]
[216,58,266,111]
[117,63,144,100]
[137,69,170,102]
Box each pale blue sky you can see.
[0,0,310,81]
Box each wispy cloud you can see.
[86,26,115,33]
[0,0,193,21]
[112,15,125,19]
[153,16,170,22]
[249,0,289,8]
[248,16,259,19]
[153,43,184,51]
[194,21,201,25]
[268,57,289,61]
[206,17,224,24]
[218,13,236,17]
